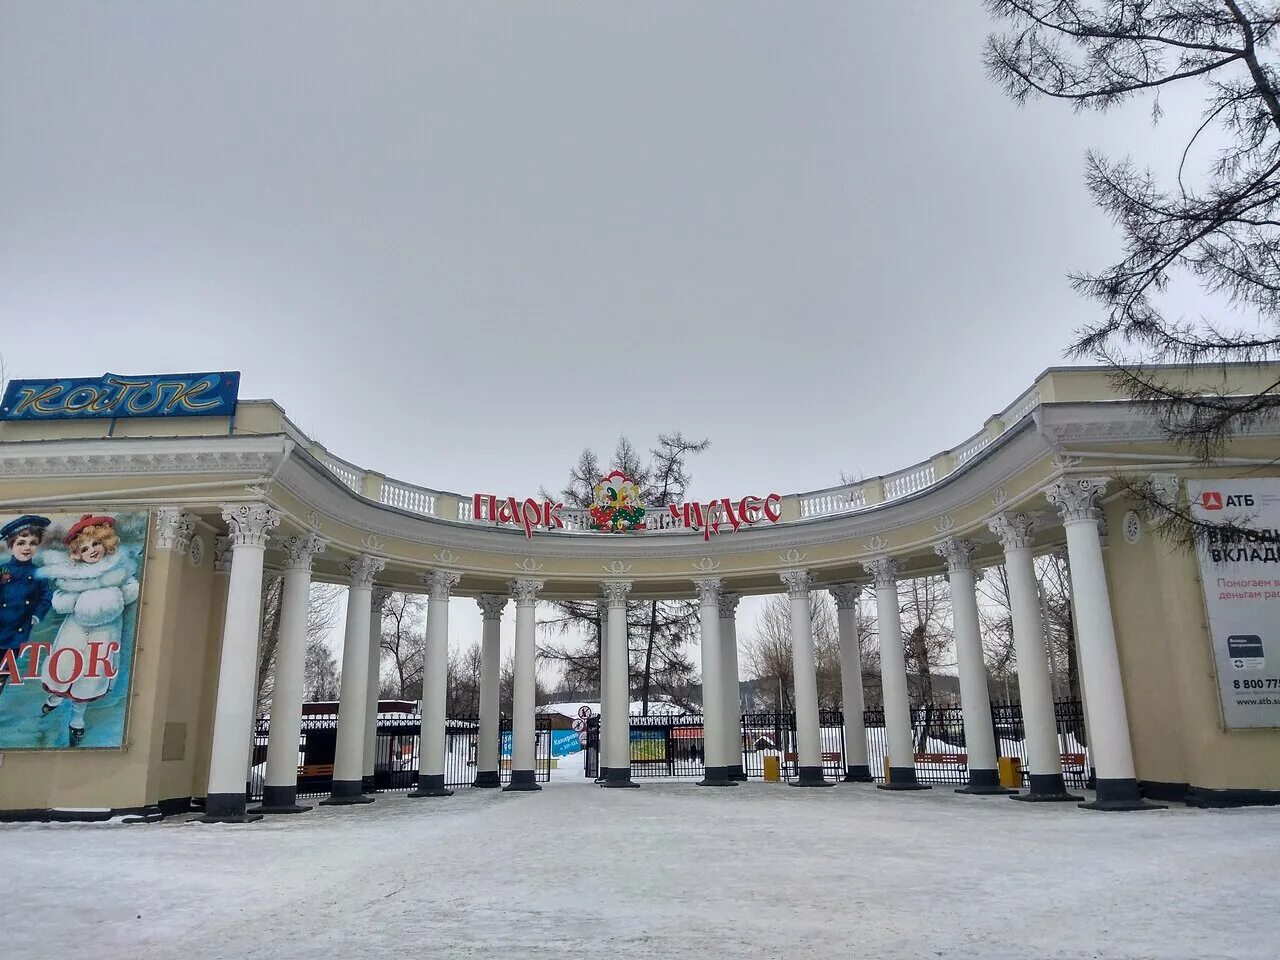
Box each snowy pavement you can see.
[3,781,1278,960]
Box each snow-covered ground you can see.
[3,781,1277,960]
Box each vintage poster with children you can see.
[0,510,148,749]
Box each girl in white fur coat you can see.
[37,515,139,746]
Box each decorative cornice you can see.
[779,568,811,596]
[1045,477,1109,524]
[717,592,741,618]
[476,594,508,620]
[601,580,633,605]
[988,511,1039,551]
[693,578,722,604]
[510,578,544,604]
[154,508,195,552]
[344,553,387,588]
[421,568,461,600]
[862,557,900,588]
[221,502,281,548]
[213,535,233,574]
[0,440,288,479]
[279,532,327,570]
[828,582,862,609]
[934,536,977,573]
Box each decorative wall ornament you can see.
[188,534,205,568]
[691,557,721,573]
[692,577,723,603]
[778,548,808,567]
[221,502,281,548]
[1045,476,1109,524]
[863,535,889,554]
[1122,510,1143,545]
[988,511,1039,551]
[717,592,741,618]
[589,470,647,533]
[992,487,1007,509]
[828,582,862,609]
[934,515,955,534]
[359,532,384,552]
[421,568,461,600]
[1050,454,1083,471]
[601,580,633,605]
[934,536,977,572]
[432,548,463,567]
[154,507,195,552]
[476,594,508,620]
[280,531,328,570]
[304,510,323,532]
[861,556,901,588]
[779,568,811,596]
[602,560,633,576]
[1143,473,1181,520]
[514,557,545,574]
[510,578,544,604]
[212,535,233,573]
[245,482,271,498]
[343,553,387,588]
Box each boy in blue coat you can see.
[0,515,53,698]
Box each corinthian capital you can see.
[717,592,741,619]
[280,532,328,570]
[221,502,281,548]
[421,568,461,600]
[779,569,811,597]
[601,580,632,606]
[1045,477,1109,524]
[510,578,544,604]
[988,511,1038,551]
[934,536,977,572]
[154,508,196,552]
[828,583,862,609]
[343,553,387,588]
[476,594,507,620]
[693,578,722,605]
[861,557,900,588]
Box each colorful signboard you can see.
[0,371,240,421]
[1189,479,1280,729]
[0,510,148,749]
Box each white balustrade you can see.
[953,431,993,467]
[380,479,437,517]
[883,464,935,501]
[321,454,362,492]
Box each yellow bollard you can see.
[883,756,891,783]
[998,756,1022,789]
[763,755,781,782]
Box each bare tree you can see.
[985,1,1280,541]
[447,641,483,717]
[303,633,341,701]
[255,581,344,712]
[899,576,954,707]
[380,592,426,699]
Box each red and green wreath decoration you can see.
[589,470,647,533]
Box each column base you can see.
[877,767,932,791]
[728,764,747,782]
[1080,777,1166,811]
[255,785,312,814]
[599,766,638,788]
[697,766,738,787]
[472,770,501,788]
[1011,772,1082,802]
[956,769,1016,795]
[198,792,262,823]
[361,775,378,794]
[320,780,375,805]
[503,769,542,792]
[842,765,874,783]
[793,765,834,787]
[408,774,454,798]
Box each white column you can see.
[935,537,1010,795]
[362,587,390,792]
[504,577,543,791]
[1046,477,1160,810]
[718,592,745,780]
[694,578,736,786]
[830,583,871,782]
[474,594,507,787]
[409,569,460,798]
[597,599,609,779]
[259,532,327,813]
[862,557,928,790]
[781,569,830,786]
[201,503,280,822]
[600,580,636,787]
[989,511,1075,800]
[321,553,386,804]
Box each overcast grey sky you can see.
[1,3,1226,673]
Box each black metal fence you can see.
[584,700,1090,788]
[248,712,554,801]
